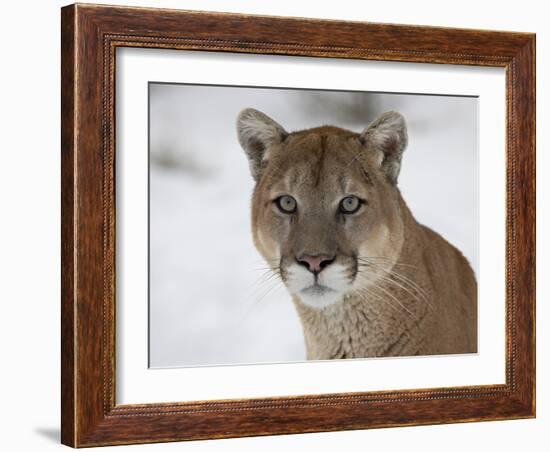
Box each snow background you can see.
[148,83,478,368]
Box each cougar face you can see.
[237,109,407,309]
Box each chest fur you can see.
[295,281,431,360]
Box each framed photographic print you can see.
[61,3,536,447]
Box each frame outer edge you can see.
[61,3,77,448]
[516,35,536,416]
[531,34,536,418]
[60,3,536,446]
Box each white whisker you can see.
[357,256,433,310]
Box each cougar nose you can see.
[297,254,335,274]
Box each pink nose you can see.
[297,254,335,273]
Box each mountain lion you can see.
[237,108,477,359]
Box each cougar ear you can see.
[360,111,408,184]
[236,108,288,181]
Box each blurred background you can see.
[149,83,478,368]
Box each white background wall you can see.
[0,0,545,451]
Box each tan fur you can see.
[237,108,477,359]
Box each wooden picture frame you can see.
[61,3,535,447]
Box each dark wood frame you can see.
[61,3,536,447]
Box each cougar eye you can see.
[339,196,362,214]
[275,195,297,214]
